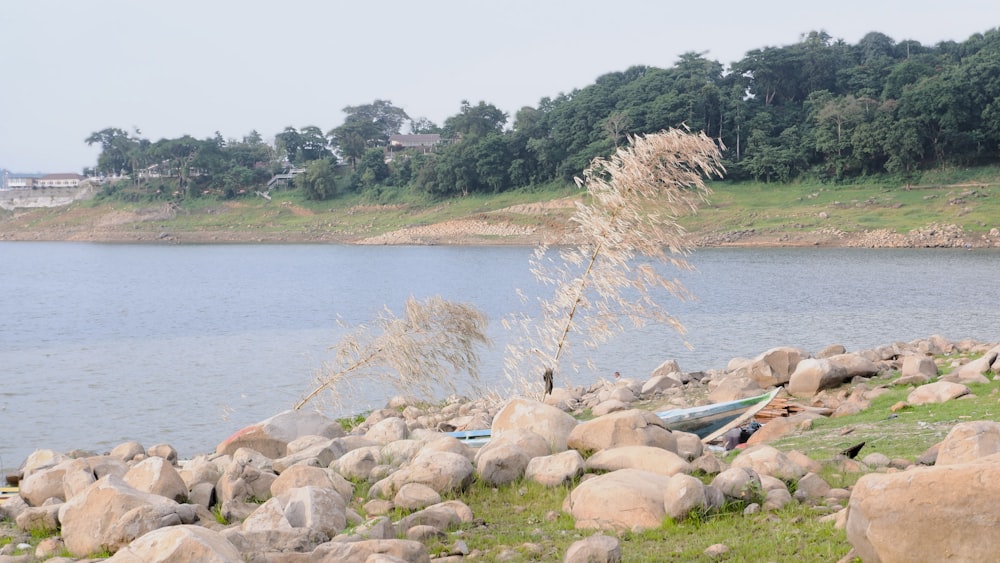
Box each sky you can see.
[1,0,997,173]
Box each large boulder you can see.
[730,445,805,482]
[744,347,809,387]
[57,474,198,556]
[270,465,354,504]
[123,456,188,503]
[525,450,585,487]
[491,398,579,451]
[105,525,242,562]
[564,534,622,563]
[242,485,347,539]
[310,539,430,562]
[787,359,850,397]
[663,473,709,521]
[584,446,691,477]
[935,421,1000,465]
[368,451,473,499]
[907,381,970,405]
[826,353,880,379]
[474,429,550,486]
[567,410,676,453]
[900,355,938,382]
[846,454,1000,562]
[216,410,345,458]
[565,469,672,531]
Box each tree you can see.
[296,157,338,200]
[329,100,410,164]
[444,100,508,138]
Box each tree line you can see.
[86,27,1000,201]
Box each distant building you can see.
[2,172,83,190]
[37,173,85,188]
[388,134,442,153]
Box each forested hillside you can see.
[85,27,1000,202]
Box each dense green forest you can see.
[86,27,1000,202]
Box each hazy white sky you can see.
[1,0,996,173]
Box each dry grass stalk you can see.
[503,129,724,394]
[295,295,489,411]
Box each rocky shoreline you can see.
[3,336,1000,562]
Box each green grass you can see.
[413,478,851,562]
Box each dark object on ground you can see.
[543,368,554,395]
[840,441,866,459]
[5,474,19,486]
[723,421,762,451]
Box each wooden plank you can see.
[700,387,781,445]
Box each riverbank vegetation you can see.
[78,27,1000,206]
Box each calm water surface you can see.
[1,243,997,469]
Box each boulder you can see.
[907,381,970,405]
[216,410,345,458]
[584,446,691,477]
[525,450,585,487]
[105,525,242,562]
[57,474,197,556]
[935,421,1000,465]
[707,375,766,403]
[216,455,277,506]
[710,467,763,502]
[366,417,410,445]
[368,451,473,499]
[475,429,551,486]
[826,353,880,379]
[270,465,354,504]
[567,410,676,454]
[564,534,622,563]
[746,412,824,446]
[565,469,672,531]
[846,454,1000,562]
[394,483,441,511]
[591,399,629,416]
[123,456,188,503]
[19,459,74,506]
[663,473,708,521]
[641,374,682,396]
[15,504,61,535]
[20,449,69,479]
[242,485,346,539]
[745,347,809,387]
[110,441,146,462]
[146,444,179,464]
[310,539,430,563]
[491,398,579,451]
[901,355,938,380]
[395,500,473,535]
[333,446,382,481]
[787,359,850,397]
[731,445,805,481]
[672,431,704,461]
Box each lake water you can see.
[1,243,998,470]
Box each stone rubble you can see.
[1,336,999,562]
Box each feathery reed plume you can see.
[503,129,724,394]
[295,295,489,411]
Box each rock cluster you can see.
[2,336,999,562]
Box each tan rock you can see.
[565,469,672,531]
[584,446,691,477]
[491,398,579,451]
[787,358,850,397]
[936,420,1000,465]
[907,381,970,405]
[525,450,584,487]
[846,454,1000,562]
[105,525,242,562]
[216,409,345,458]
[567,410,676,454]
[123,456,188,503]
